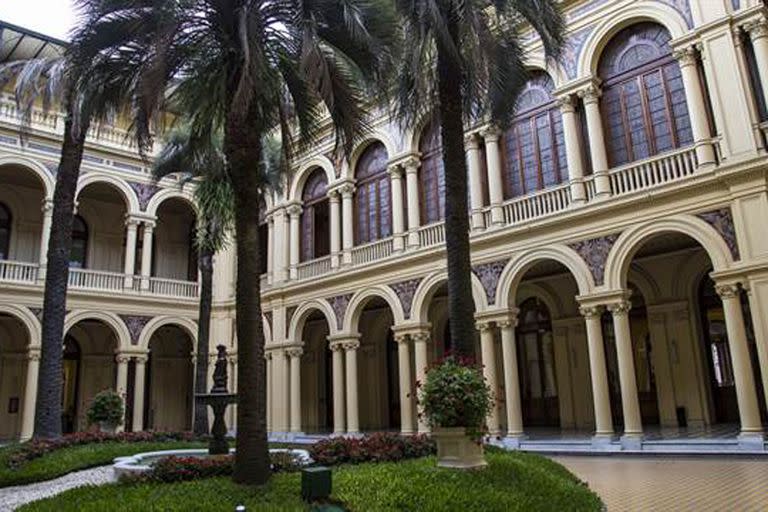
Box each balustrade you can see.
[350,237,394,265]
[296,255,332,280]
[608,146,697,197]
[0,260,38,283]
[417,223,446,248]
[501,183,572,225]
[148,276,199,298]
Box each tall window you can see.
[69,215,88,268]
[301,168,330,261]
[0,203,11,260]
[599,22,694,167]
[354,142,391,244]
[502,72,568,198]
[419,121,445,224]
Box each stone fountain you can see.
[196,344,237,455]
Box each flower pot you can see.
[99,421,118,434]
[432,427,487,469]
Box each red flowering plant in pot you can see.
[418,355,491,469]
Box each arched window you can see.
[354,142,391,244]
[301,168,330,261]
[69,215,88,268]
[419,121,445,224]
[0,202,11,260]
[502,72,568,198]
[599,22,694,167]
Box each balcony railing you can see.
[351,237,394,265]
[148,276,199,298]
[418,223,446,248]
[68,268,125,291]
[0,260,38,284]
[502,183,572,225]
[296,255,332,280]
[608,146,697,197]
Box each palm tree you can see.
[392,0,564,356]
[73,0,398,484]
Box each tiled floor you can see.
[552,455,768,511]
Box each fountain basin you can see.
[113,448,312,479]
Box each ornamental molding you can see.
[128,181,160,211]
[118,314,153,345]
[389,278,423,319]
[561,25,594,80]
[328,293,352,330]
[29,307,43,323]
[696,207,740,261]
[472,259,508,305]
[568,233,620,286]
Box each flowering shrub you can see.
[419,356,491,436]
[138,451,305,483]
[6,431,196,469]
[86,389,125,427]
[309,433,435,465]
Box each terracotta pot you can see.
[432,427,487,469]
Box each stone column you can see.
[123,216,139,289]
[115,355,129,432]
[715,283,764,439]
[343,338,360,433]
[287,347,303,433]
[580,306,614,440]
[412,332,430,433]
[499,312,523,439]
[478,321,500,435]
[482,127,505,226]
[558,96,587,204]
[404,157,421,248]
[328,190,341,267]
[466,133,486,230]
[271,207,288,283]
[744,278,768,416]
[395,334,414,434]
[132,355,148,431]
[578,85,611,198]
[674,46,716,166]
[20,348,40,440]
[287,204,302,280]
[389,165,406,251]
[37,199,53,281]
[341,184,355,265]
[266,351,273,431]
[266,215,275,283]
[140,221,155,290]
[330,342,346,434]
[747,19,768,115]
[608,299,643,444]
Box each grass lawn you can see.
[19,451,602,511]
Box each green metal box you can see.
[301,466,332,502]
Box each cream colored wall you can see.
[0,184,43,263]
[154,205,195,280]
[78,198,125,272]
[0,316,29,439]
[147,326,193,431]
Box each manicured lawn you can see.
[20,451,602,511]
[0,441,206,488]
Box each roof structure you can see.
[0,19,65,64]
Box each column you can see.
[608,300,643,441]
[37,199,53,281]
[114,354,129,431]
[744,278,768,415]
[271,207,288,283]
[747,19,768,115]
[330,342,346,434]
[287,204,301,280]
[482,127,505,226]
[466,134,486,230]
[389,165,406,251]
[580,306,614,439]
[132,354,148,431]
[123,216,139,289]
[413,332,430,433]
[340,184,355,265]
[499,314,523,438]
[266,215,274,283]
[578,84,611,198]
[344,338,360,433]
[140,220,155,290]
[478,321,500,435]
[328,190,341,267]
[404,156,421,248]
[20,348,40,440]
[395,334,414,434]
[266,351,273,431]
[287,347,303,433]
[674,46,716,166]
[558,96,587,204]
[715,283,763,437]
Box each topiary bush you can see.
[86,389,125,429]
[309,432,435,466]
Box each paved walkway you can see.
[552,455,768,511]
[0,465,115,511]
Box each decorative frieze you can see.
[119,314,153,345]
[472,260,507,305]
[561,25,594,79]
[697,208,740,261]
[568,234,620,286]
[328,293,352,330]
[389,278,422,319]
[128,181,160,211]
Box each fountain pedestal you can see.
[195,345,238,455]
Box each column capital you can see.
[390,154,421,173]
[577,82,602,104]
[556,94,577,113]
[115,354,131,364]
[41,198,54,213]
[672,45,699,68]
[142,219,156,230]
[342,339,360,351]
[27,348,41,361]
[134,354,149,364]
[393,333,410,344]
[326,188,341,202]
[475,320,494,333]
[286,203,303,218]
[579,305,604,318]
[715,282,740,299]
[464,132,482,150]
[745,17,768,41]
[480,125,501,142]
[498,309,520,329]
[286,347,303,359]
[607,300,632,316]
[124,215,142,227]
[387,164,404,179]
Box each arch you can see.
[145,187,198,218]
[76,174,140,214]
[410,271,489,324]
[0,155,55,199]
[496,245,596,309]
[0,304,41,348]
[137,316,198,353]
[289,156,336,202]
[524,56,568,89]
[349,134,397,174]
[63,310,131,352]
[353,140,391,244]
[262,314,273,344]
[343,285,406,333]
[288,299,338,343]
[577,1,690,79]
[604,215,734,292]
[627,266,662,305]
[516,282,566,319]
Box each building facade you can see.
[2,0,768,449]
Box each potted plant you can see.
[87,389,125,433]
[419,356,491,469]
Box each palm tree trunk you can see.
[437,21,476,358]
[34,102,90,439]
[193,248,214,436]
[225,113,270,485]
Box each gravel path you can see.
[0,465,115,511]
